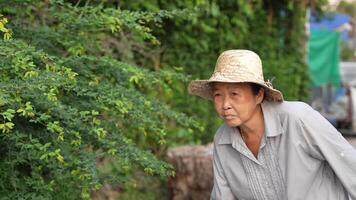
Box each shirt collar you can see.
[261,101,284,137]
[217,124,234,145]
[218,101,284,145]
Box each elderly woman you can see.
[188,50,356,200]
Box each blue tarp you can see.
[310,13,350,41]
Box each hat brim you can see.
[188,80,284,102]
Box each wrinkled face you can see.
[212,82,264,127]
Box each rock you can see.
[167,143,214,200]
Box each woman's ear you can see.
[256,88,265,104]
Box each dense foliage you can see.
[0,1,200,199]
[0,0,327,199]
[119,0,327,143]
[337,1,356,61]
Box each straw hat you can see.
[188,49,283,101]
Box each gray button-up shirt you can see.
[211,101,356,200]
[232,131,286,200]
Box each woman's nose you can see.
[223,98,232,110]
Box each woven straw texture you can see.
[188,50,283,102]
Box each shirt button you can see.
[340,152,345,157]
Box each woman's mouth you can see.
[223,115,235,120]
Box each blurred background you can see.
[0,0,355,199]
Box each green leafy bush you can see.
[0,1,199,199]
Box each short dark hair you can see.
[250,83,263,96]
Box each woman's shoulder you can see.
[264,100,315,120]
[213,124,234,145]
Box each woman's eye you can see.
[232,92,238,96]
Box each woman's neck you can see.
[239,105,265,140]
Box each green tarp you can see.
[308,31,340,86]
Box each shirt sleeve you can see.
[210,143,236,200]
[300,106,356,198]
